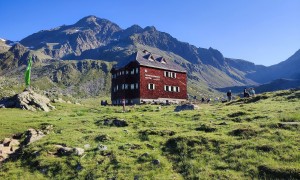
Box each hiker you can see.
[201,97,205,103]
[227,90,232,101]
[122,98,125,112]
[250,88,256,97]
[207,98,211,103]
[243,88,250,98]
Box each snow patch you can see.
[0,38,6,42]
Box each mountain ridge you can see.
[1,15,299,97]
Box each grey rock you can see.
[55,145,73,156]
[97,144,108,151]
[0,90,55,112]
[24,128,45,145]
[103,118,128,127]
[174,104,199,112]
[73,147,85,156]
[84,144,91,149]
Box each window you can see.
[173,86,180,92]
[126,70,128,74]
[122,84,124,90]
[136,83,139,89]
[164,71,177,78]
[148,83,155,90]
[125,84,128,90]
[131,69,135,74]
[131,84,135,90]
[136,68,139,74]
[164,85,180,92]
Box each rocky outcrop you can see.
[174,104,199,112]
[53,145,85,156]
[0,125,52,163]
[0,89,55,112]
[0,138,20,162]
[103,118,128,127]
[24,128,45,145]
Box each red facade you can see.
[111,51,187,105]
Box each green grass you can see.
[0,89,300,179]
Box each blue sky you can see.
[1,0,299,66]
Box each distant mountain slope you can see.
[247,49,300,83]
[255,78,300,93]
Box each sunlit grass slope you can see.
[0,89,299,179]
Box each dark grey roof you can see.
[115,50,186,73]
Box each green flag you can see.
[25,57,32,87]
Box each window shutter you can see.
[164,71,166,77]
[174,73,177,78]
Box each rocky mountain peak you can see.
[75,15,99,25]
[127,24,143,33]
[74,15,121,30]
[9,43,28,55]
[144,26,157,32]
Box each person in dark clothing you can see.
[244,88,250,98]
[227,90,232,101]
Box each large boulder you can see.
[174,104,199,112]
[0,89,55,112]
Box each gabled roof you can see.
[114,50,186,73]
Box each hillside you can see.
[247,49,300,83]
[0,89,299,179]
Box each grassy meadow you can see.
[0,89,300,179]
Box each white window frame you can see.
[148,83,155,90]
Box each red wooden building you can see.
[110,50,187,105]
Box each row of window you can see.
[113,83,181,93]
[148,83,180,92]
[112,68,139,78]
[113,83,139,92]
[164,71,176,78]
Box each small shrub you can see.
[258,165,300,179]
[256,145,274,152]
[230,128,257,138]
[195,124,216,132]
[228,111,247,118]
